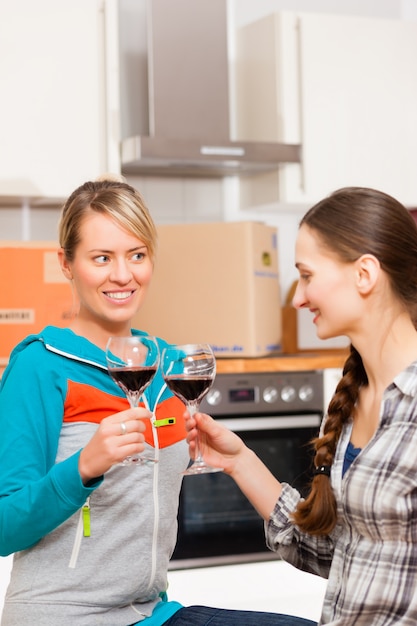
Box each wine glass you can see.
[105,335,159,465]
[161,343,223,475]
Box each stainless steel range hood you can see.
[120,0,301,178]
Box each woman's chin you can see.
[317,329,345,342]
[315,327,333,341]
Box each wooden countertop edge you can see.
[0,350,348,378]
[215,350,348,374]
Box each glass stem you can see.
[128,392,140,408]
[188,402,204,464]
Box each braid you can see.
[292,346,367,535]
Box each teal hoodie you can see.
[0,327,189,625]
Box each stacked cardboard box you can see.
[0,242,73,362]
[134,221,282,357]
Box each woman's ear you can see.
[355,254,380,294]
[57,248,73,281]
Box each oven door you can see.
[170,413,321,568]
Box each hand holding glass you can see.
[161,343,223,475]
[105,335,159,465]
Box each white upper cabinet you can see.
[0,0,120,201]
[235,12,417,209]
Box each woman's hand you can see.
[185,411,246,475]
[78,407,150,483]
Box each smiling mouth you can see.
[104,291,134,301]
[310,309,320,323]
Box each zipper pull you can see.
[82,497,91,537]
[154,417,176,427]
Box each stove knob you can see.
[205,388,222,407]
[263,386,278,404]
[281,385,296,403]
[299,384,314,402]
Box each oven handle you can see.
[215,414,322,432]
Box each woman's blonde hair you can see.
[58,176,157,263]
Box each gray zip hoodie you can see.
[0,327,189,625]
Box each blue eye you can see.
[132,251,146,262]
[95,255,110,264]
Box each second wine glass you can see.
[106,335,159,466]
[161,343,223,475]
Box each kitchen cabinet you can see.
[235,12,417,209]
[0,0,120,201]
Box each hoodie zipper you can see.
[143,385,166,593]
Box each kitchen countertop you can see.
[215,350,348,374]
[0,350,348,379]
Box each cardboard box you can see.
[0,242,73,361]
[133,222,282,357]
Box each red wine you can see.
[165,376,212,405]
[110,366,157,396]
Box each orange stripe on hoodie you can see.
[64,380,187,448]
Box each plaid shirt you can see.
[266,362,417,625]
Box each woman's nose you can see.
[110,259,132,283]
[292,281,307,309]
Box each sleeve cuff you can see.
[50,449,103,507]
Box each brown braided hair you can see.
[292,187,417,535]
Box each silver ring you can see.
[120,421,127,435]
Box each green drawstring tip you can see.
[82,503,91,537]
[154,417,176,427]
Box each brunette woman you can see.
[186,186,417,625]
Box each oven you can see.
[170,369,324,569]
